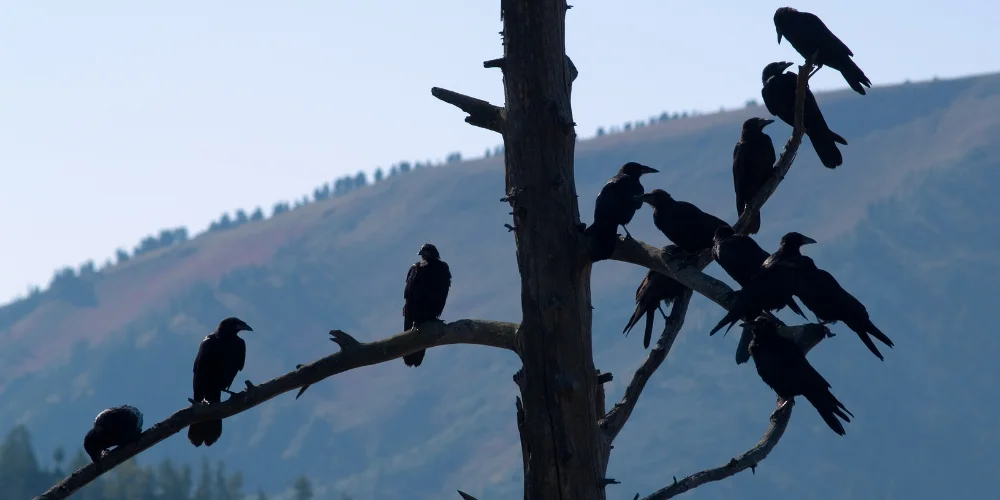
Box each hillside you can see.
[3,72,1000,499]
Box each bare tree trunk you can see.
[501,1,604,499]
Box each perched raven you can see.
[761,61,847,169]
[585,162,659,261]
[795,262,895,360]
[623,253,688,349]
[402,243,452,367]
[188,316,252,447]
[84,405,144,462]
[774,7,871,95]
[710,231,816,336]
[746,316,853,435]
[732,118,776,235]
[711,226,807,363]
[636,189,730,256]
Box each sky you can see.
[1,0,998,304]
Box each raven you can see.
[623,254,688,349]
[795,262,895,361]
[403,243,452,367]
[732,118,776,235]
[709,231,816,336]
[711,226,807,363]
[774,7,871,96]
[188,316,252,447]
[585,162,659,261]
[636,189,730,256]
[84,405,143,462]
[761,61,847,169]
[746,316,853,435]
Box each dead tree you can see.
[38,1,835,499]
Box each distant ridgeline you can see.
[0,100,700,327]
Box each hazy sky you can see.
[1,0,998,303]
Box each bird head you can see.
[761,61,795,85]
[83,428,103,463]
[713,225,736,242]
[418,243,440,261]
[635,189,672,207]
[742,117,775,133]
[779,231,817,250]
[218,316,253,335]
[739,315,779,338]
[773,7,798,44]
[619,161,659,177]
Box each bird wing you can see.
[763,133,776,168]
[733,141,747,213]
[192,334,220,399]
[403,263,419,299]
[802,12,854,57]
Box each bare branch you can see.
[603,56,822,466]
[637,324,828,500]
[36,319,519,500]
[600,290,692,441]
[431,87,505,133]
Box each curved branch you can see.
[637,324,828,500]
[35,319,519,500]
[600,290,692,442]
[603,55,820,465]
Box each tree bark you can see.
[501,1,604,499]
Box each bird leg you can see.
[808,65,822,78]
[620,224,635,240]
[656,304,668,320]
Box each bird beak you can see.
[737,322,747,328]
[634,193,652,203]
[777,32,783,44]
[780,61,794,72]
[802,236,817,245]
[243,324,254,332]
[761,119,775,127]
[639,165,659,175]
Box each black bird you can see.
[761,61,847,169]
[709,231,816,336]
[188,316,252,447]
[746,316,854,436]
[636,189,730,256]
[774,7,872,96]
[712,226,807,363]
[795,262,895,361]
[84,405,144,462]
[623,256,688,349]
[402,243,452,367]
[585,162,659,261]
[733,118,776,235]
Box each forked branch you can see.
[637,324,828,500]
[36,319,519,500]
[619,56,820,499]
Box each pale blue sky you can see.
[1,0,997,303]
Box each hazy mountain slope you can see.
[3,73,1000,499]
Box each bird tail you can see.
[839,59,872,96]
[805,131,845,169]
[804,390,854,436]
[188,419,223,447]
[784,297,809,320]
[642,309,656,349]
[622,304,645,337]
[403,349,426,367]
[709,309,742,336]
[585,222,618,262]
[849,318,894,361]
[734,324,753,365]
